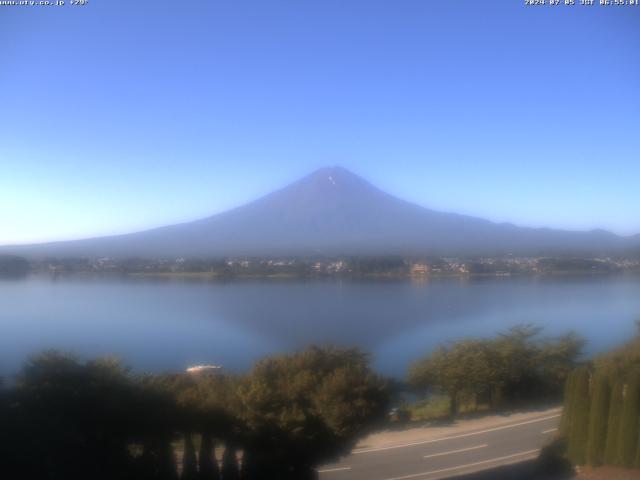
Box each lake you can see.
[1,274,639,378]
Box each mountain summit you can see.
[3,167,637,258]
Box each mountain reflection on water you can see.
[1,274,639,378]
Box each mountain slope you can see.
[3,167,638,258]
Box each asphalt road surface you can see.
[318,412,560,480]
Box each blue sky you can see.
[1,0,639,245]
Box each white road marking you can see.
[383,449,541,480]
[317,466,352,473]
[423,444,488,459]
[353,414,560,454]
[542,428,558,434]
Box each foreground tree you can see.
[603,380,624,465]
[17,352,141,479]
[538,332,586,395]
[238,346,389,478]
[562,326,640,469]
[198,433,220,480]
[566,367,590,465]
[221,444,240,480]
[595,323,640,379]
[0,346,389,479]
[0,351,188,480]
[182,434,199,480]
[408,340,493,415]
[586,372,610,466]
[490,325,543,404]
[559,369,577,437]
[408,325,584,415]
[617,371,640,467]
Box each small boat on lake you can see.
[186,364,222,374]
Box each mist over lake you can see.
[2,274,639,378]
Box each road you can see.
[318,410,561,480]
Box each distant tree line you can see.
[19,254,640,278]
[408,325,585,416]
[346,256,407,275]
[561,323,640,468]
[536,258,616,274]
[0,346,389,480]
[0,255,29,276]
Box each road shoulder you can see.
[354,406,562,453]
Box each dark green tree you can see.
[567,367,590,465]
[616,371,640,467]
[604,380,624,465]
[586,372,610,466]
[594,327,640,380]
[239,346,389,476]
[198,433,220,480]
[182,434,199,480]
[491,325,544,404]
[409,326,584,416]
[408,341,493,416]
[560,369,577,437]
[240,447,262,480]
[12,352,141,479]
[141,438,180,480]
[539,332,586,396]
[221,444,240,480]
[2,351,192,480]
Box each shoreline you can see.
[20,269,640,281]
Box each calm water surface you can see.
[1,275,639,377]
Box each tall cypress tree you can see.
[182,434,199,480]
[604,380,624,465]
[221,444,240,480]
[198,433,220,480]
[617,371,640,468]
[567,367,591,465]
[240,447,260,480]
[635,427,640,468]
[560,370,577,436]
[586,373,610,466]
[158,439,180,480]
